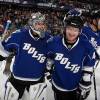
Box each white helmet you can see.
[28,12,46,38]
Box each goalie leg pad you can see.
[29,82,47,100]
[4,82,19,100]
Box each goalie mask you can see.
[28,12,46,38]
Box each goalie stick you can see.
[93,60,99,100]
[1,20,11,41]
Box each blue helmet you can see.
[90,10,100,19]
[63,8,83,27]
[66,8,82,17]
[63,8,83,29]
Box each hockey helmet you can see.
[64,16,83,30]
[90,10,100,19]
[66,8,82,17]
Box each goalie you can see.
[0,12,50,100]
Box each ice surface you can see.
[0,60,100,100]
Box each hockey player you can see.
[82,10,100,57]
[47,16,96,100]
[82,10,100,45]
[0,12,50,100]
[66,9,100,59]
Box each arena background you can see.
[0,0,100,100]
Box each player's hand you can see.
[77,82,91,99]
[76,73,92,99]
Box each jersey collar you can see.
[62,37,79,50]
[29,29,40,41]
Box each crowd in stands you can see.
[0,5,66,36]
[0,0,95,37]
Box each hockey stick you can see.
[4,20,11,34]
[93,60,99,100]
[1,20,11,41]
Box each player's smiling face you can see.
[65,26,80,43]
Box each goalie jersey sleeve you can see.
[47,35,96,91]
[1,30,22,54]
[0,29,22,58]
[1,28,49,81]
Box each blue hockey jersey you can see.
[1,28,50,81]
[47,35,96,91]
[82,25,100,47]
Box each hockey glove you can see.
[77,69,92,99]
[45,58,54,81]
